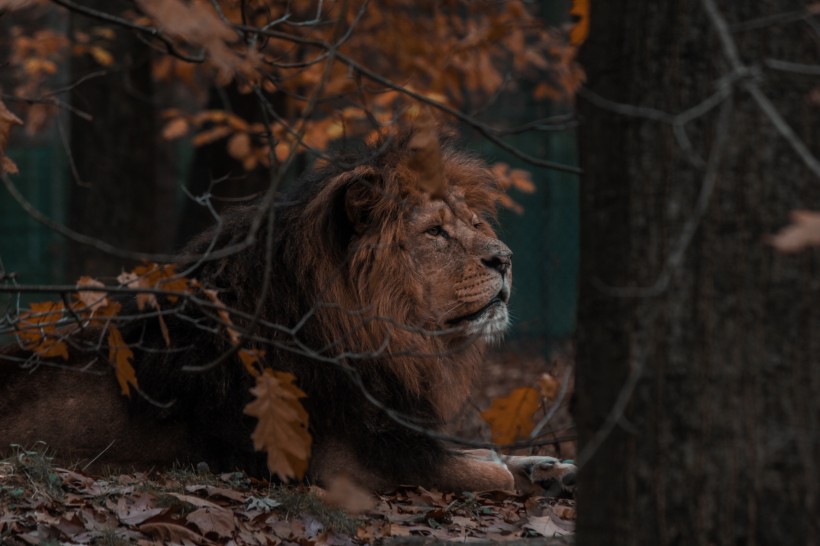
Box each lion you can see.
[0,131,575,496]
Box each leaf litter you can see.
[0,450,575,545]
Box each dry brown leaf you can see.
[89,46,113,66]
[238,348,263,376]
[569,0,590,46]
[538,372,560,400]
[767,210,820,253]
[192,125,233,147]
[161,117,189,140]
[117,270,154,311]
[186,506,236,539]
[480,387,541,445]
[16,301,68,360]
[75,276,108,313]
[200,287,241,345]
[509,168,536,193]
[139,520,208,543]
[523,515,572,537]
[244,369,312,480]
[137,0,258,85]
[227,132,251,160]
[116,493,165,525]
[107,325,137,397]
[0,98,23,176]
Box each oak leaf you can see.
[75,276,108,313]
[238,348,263,377]
[17,301,68,360]
[199,286,242,345]
[244,369,312,481]
[480,387,541,445]
[107,325,137,397]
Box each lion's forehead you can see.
[408,187,479,224]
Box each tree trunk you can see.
[67,3,174,278]
[575,1,819,544]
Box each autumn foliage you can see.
[0,0,588,482]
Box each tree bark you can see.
[575,1,819,544]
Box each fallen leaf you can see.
[116,493,165,525]
[523,515,572,537]
[139,520,208,543]
[186,506,236,539]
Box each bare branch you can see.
[702,0,820,178]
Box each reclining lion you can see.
[0,132,575,496]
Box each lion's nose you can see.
[482,248,512,274]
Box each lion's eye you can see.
[426,226,446,237]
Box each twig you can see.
[729,8,814,33]
[764,58,820,76]
[1,173,255,263]
[702,0,820,178]
[594,97,734,298]
[49,0,205,63]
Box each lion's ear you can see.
[344,181,376,234]
[341,169,383,235]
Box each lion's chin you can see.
[463,300,510,344]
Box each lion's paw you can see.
[504,456,576,497]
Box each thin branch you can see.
[594,99,734,298]
[764,58,820,76]
[49,0,205,63]
[1,173,256,263]
[729,8,816,33]
[702,0,820,178]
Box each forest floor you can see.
[0,346,576,545]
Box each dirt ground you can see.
[0,343,577,545]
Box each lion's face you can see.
[404,188,512,343]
